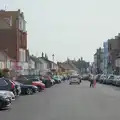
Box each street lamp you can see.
[52,54,55,69]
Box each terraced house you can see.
[0,9,29,75]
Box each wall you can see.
[0,10,27,61]
[0,29,17,60]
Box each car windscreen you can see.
[109,76,114,79]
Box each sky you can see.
[1,0,120,62]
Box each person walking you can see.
[93,77,96,88]
[90,79,94,88]
[90,75,94,88]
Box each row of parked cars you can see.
[94,74,120,86]
[0,74,65,109]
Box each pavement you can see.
[1,81,120,120]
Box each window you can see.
[109,76,114,79]
[0,79,8,86]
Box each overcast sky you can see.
[1,0,120,62]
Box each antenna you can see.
[4,5,7,11]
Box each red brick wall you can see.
[0,29,17,60]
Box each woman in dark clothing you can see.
[90,79,94,88]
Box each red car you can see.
[31,79,45,91]
[16,76,45,92]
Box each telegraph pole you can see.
[52,54,55,69]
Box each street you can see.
[1,81,120,120]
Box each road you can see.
[1,81,120,120]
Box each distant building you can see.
[103,41,109,74]
[108,34,120,74]
[94,48,104,74]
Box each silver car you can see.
[69,78,81,85]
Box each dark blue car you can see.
[14,81,38,95]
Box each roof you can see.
[29,56,42,64]
[58,63,73,70]
[58,61,80,72]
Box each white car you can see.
[0,90,15,101]
[69,78,81,85]
[50,79,55,85]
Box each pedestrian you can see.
[90,79,94,88]
[93,78,96,88]
[90,75,94,88]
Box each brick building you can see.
[0,9,27,62]
[0,9,28,75]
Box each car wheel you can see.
[69,83,72,85]
[26,88,33,95]
[0,102,2,109]
[13,89,17,96]
[38,86,42,92]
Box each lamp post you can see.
[52,54,55,69]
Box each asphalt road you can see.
[1,81,120,120]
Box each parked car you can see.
[40,75,52,88]
[53,75,61,84]
[12,81,21,96]
[14,81,38,95]
[82,74,90,80]
[105,75,113,85]
[115,76,120,86]
[0,78,17,96]
[102,75,108,84]
[95,74,101,82]
[0,95,11,109]
[30,78,45,91]
[110,75,116,85]
[99,75,106,83]
[50,79,55,86]
[16,76,45,92]
[0,90,15,101]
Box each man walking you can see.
[90,79,94,88]
[90,75,94,88]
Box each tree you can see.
[2,68,10,77]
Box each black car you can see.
[0,95,11,109]
[14,81,38,95]
[115,76,120,86]
[0,78,16,95]
[12,81,21,96]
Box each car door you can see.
[0,78,9,90]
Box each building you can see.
[108,34,120,74]
[0,9,28,75]
[0,51,17,70]
[94,48,104,74]
[93,53,97,74]
[29,56,42,75]
[103,41,109,74]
